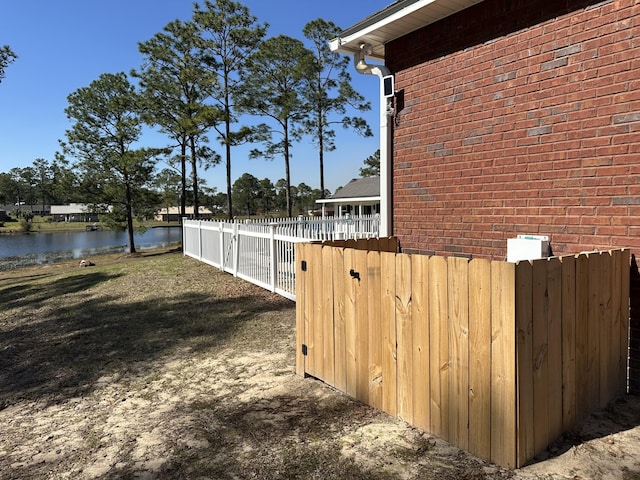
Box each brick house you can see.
[331,0,639,388]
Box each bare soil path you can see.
[1,250,639,479]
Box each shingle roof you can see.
[332,177,380,199]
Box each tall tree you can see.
[1,168,24,208]
[257,177,275,215]
[204,190,227,215]
[153,168,182,222]
[238,35,313,217]
[232,172,260,216]
[0,173,14,205]
[301,19,372,198]
[61,72,161,254]
[50,155,80,204]
[359,149,380,177]
[273,178,288,213]
[14,167,36,206]
[134,19,220,220]
[32,158,53,212]
[295,182,314,214]
[193,0,267,220]
[0,46,17,83]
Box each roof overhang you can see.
[329,0,485,60]
[316,196,381,205]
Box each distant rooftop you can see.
[333,176,380,199]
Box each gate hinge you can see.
[301,344,308,356]
[301,260,307,272]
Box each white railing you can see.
[182,215,379,301]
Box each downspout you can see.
[353,43,393,238]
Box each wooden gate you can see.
[295,242,630,469]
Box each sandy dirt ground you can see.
[1,252,639,479]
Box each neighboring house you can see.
[0,204,50,216]
[315,176,381,217]
[155,206,214,222]
[50,203,103,222]
[331,0,639,260]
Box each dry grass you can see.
[0,249,503,479]
[0,248,289,406]
[1,249,638,480]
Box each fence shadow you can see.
[529,393,640,465]
[522,254,640,464]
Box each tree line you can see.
[0,162,328,218]
[0,0,372,252]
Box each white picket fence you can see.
[182,215,380,301]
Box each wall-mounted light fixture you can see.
[355,43,374,72]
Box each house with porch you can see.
[0,203,50,217]
[155,206,215,222]
[315,176,380,218]
[50,203,104,222]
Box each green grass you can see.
[0,216,180,233]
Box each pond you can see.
[0,227,183,271]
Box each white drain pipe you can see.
[354,44,393,238]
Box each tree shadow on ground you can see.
[100,391,422,480]
[94,384,496,480]
[0,269,291,408]
[1,270,120,311]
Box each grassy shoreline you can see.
[0,217,181,234]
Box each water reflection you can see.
[0,227,182,270]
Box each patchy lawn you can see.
[1,249,638,479]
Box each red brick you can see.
[388,0,640,260]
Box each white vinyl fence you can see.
[182,215,379,301]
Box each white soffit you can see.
[316,196,381,205]
[330,0,485,60]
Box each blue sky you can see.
[0,0,391,196]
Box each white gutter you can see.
[349,44,393,238]
[315,196,381,204]
[330,0,437,58]
[329,0,487,237]
[329,0,485,58]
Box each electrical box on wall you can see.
[506,235,550,263]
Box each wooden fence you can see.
[295,243,630,469]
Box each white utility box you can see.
[506,235,550,263]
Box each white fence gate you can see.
[182,215,379,301]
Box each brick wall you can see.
[387,0,639,259]
[385,0,640,392]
